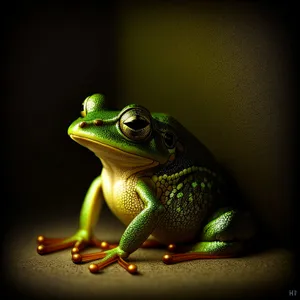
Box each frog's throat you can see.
[70,135,159,172]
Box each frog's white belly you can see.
[102,170,144,226]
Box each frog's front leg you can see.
[37,175,109,255]
[76,178,165,274]
[163,208,256,264]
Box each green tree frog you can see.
[37,94,255,274]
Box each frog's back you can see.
[150,113,231,244]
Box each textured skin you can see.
[66,93,255,259]
[151,166,221,244]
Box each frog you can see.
[37,93,255,274]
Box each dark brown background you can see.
[2,1,297,299]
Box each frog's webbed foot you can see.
[71,241,117,263]
[162,241,242,264]
[72,239,166,274]
[73,246,138,275]
[36,234,117,255]
[37,236,75,254]
[89,255,138,275]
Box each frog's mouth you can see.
[70,135,159,171]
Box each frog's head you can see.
[68,94,186,170]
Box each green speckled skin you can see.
[37,93,255,272]
[151,166,222,244]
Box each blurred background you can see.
[3,0,295,260]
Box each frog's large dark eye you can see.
[163,131,176,149]
[119,107,152,141]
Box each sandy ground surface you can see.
[3,212,296,300]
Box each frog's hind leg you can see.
[163,208,256,264]
[163,241,242,264]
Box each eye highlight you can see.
[119,107,152,141]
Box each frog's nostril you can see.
[93,119,103,126]
[79,121,87,128]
